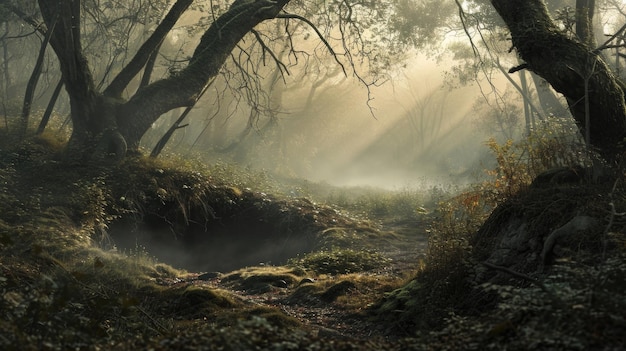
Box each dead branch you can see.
[276,13,347,77]
[250,28,290,77]
[482,261,564,307]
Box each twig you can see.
[135,305,169,335]
[483,261,541,285]
[276,13,347,77]
[250,28,290,77]
[482,261,564,307]
[508,63,529,73]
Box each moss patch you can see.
[289,248,391,275]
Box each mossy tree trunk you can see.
[37,0,290,160]
[491,0,626,163]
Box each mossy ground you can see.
[2,132,625,350]
[0,134,427,349]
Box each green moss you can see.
[246,306,301,328]
[221,266,306,293]
[289,248,390,275]
[320,280,357,302]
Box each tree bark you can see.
[576,0,596,47]
[491,0,626,163]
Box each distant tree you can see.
[391,0,577,138]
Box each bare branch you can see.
[5,4,46,35]
[104,0,193,98]
[276,13,347,77]
[594,22,626,52]
[250,28,290,78]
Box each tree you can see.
[490,0,626,163]
[6,0,398,161]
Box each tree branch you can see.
[594,23,626,53]
[104,0,193,98]
[250,28,290,77]
[118,0,290,148]
[276,13,347,77]
[5,4,46,35]
[508,63,529,74]
[38,0,96,102]
[482,261,564,307]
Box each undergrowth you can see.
[372,118,626,351]
[3,119,624,350]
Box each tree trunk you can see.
[36,78,64,135]
[519,69,534,134]
[38,0,290,159]
[1,22,11,101]
[20,18,56,139]
[576,0,596,47]
[491,0,626,163]
[37,0,105,155]
[529,72,566,117]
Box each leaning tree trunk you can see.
[491,0,626,163]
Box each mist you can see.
[142,55,499,190]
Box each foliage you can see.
[482,115,590,203]
[421,255,626,350]
[390,0,457,49]
[373,194,480,332]
[372,111,607,336]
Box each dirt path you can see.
[166,217,432,341]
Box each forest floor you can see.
[0,134,441,350]
[2,134,626,350]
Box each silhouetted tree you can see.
[491,0,626,163]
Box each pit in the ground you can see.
[108,213,317,272]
